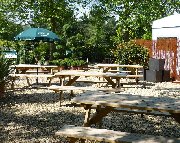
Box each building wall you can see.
[152,27,180,40]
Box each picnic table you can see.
[10,64,58,87]
[71,91,180,126]
[54,70,135,88]
[95,63,143,74]
[11,64,58,74]
[95,64,144,84]
[55,91,180,142]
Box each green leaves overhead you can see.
[99,0,180,41]
[0,0,179,63]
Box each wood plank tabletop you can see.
[95,64,143,69]
[71,91,180,114]
[11,64,58,68]
[54,71,128,78]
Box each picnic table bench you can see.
[55,90,180,143]
[54,70,143,88]
[55,125,180,143]
[95,64,144,84]
[48,85,123,106]
[9,74,54,90]
[9,64,58,89]
[11,64,58,74]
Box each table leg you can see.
[104,77,116,88]
[26,77,31,86]
[10,76,16,90]
[84,109,91,126]
[102,67,111,73]
[36,67,38,85]
[59,91,63,107]
[47,77,53,86]
[67,137,79,143]
[96,105,102,128]
[83,106,114,127]
[65,76,80,86]
[171,113,180,124]
[79,139,86,143]
[59,77,62,86]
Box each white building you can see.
[152,14,180,40]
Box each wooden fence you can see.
[135,39,180,81]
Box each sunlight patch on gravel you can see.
[0,77,180,142]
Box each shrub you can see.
[50,58,87,67]
[113,41,149,68]
[0,54,13,97]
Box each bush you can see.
[0,54,13,96]
[113,41,149,68]
[50,58,87,67]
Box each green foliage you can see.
[99,0,179,42]
[0,53,13,84]
[0,40,24,64]
[50,58,71,67]
[1,0,179,64]
[0,40,18,51]
[71,59,87,66]
[50,58,87,67]
[113,41,149,67]
[18,41,50,64]
[0,12,23,41]
[34,42,50,64]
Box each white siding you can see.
[152,14,180,40]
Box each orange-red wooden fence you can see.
[135,39,180,81]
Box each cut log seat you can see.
[55,125,180,143]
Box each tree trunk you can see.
[0,82,5,98]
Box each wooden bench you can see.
[113,74,144,88]
[55,125,180,143]
[9,74,54,90]
[9,74,29,90]
[48,85,123,106]
[75,79,108,87]
[25,70,50,74]
[76,79,108,83]
[76,75,143,88]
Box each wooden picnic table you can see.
[71,91,180,127]
[54,70,135,88]
[95,64,144,84]
[10,64,58,85]
[11,64,58,74]
[95,63,143,74]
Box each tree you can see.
[99,0,180,41]
[0,0,76,61]
[77,4,117,62]
[0,9,23,40]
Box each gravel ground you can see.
[0,77,180,143]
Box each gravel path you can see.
[0,77,180,143]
